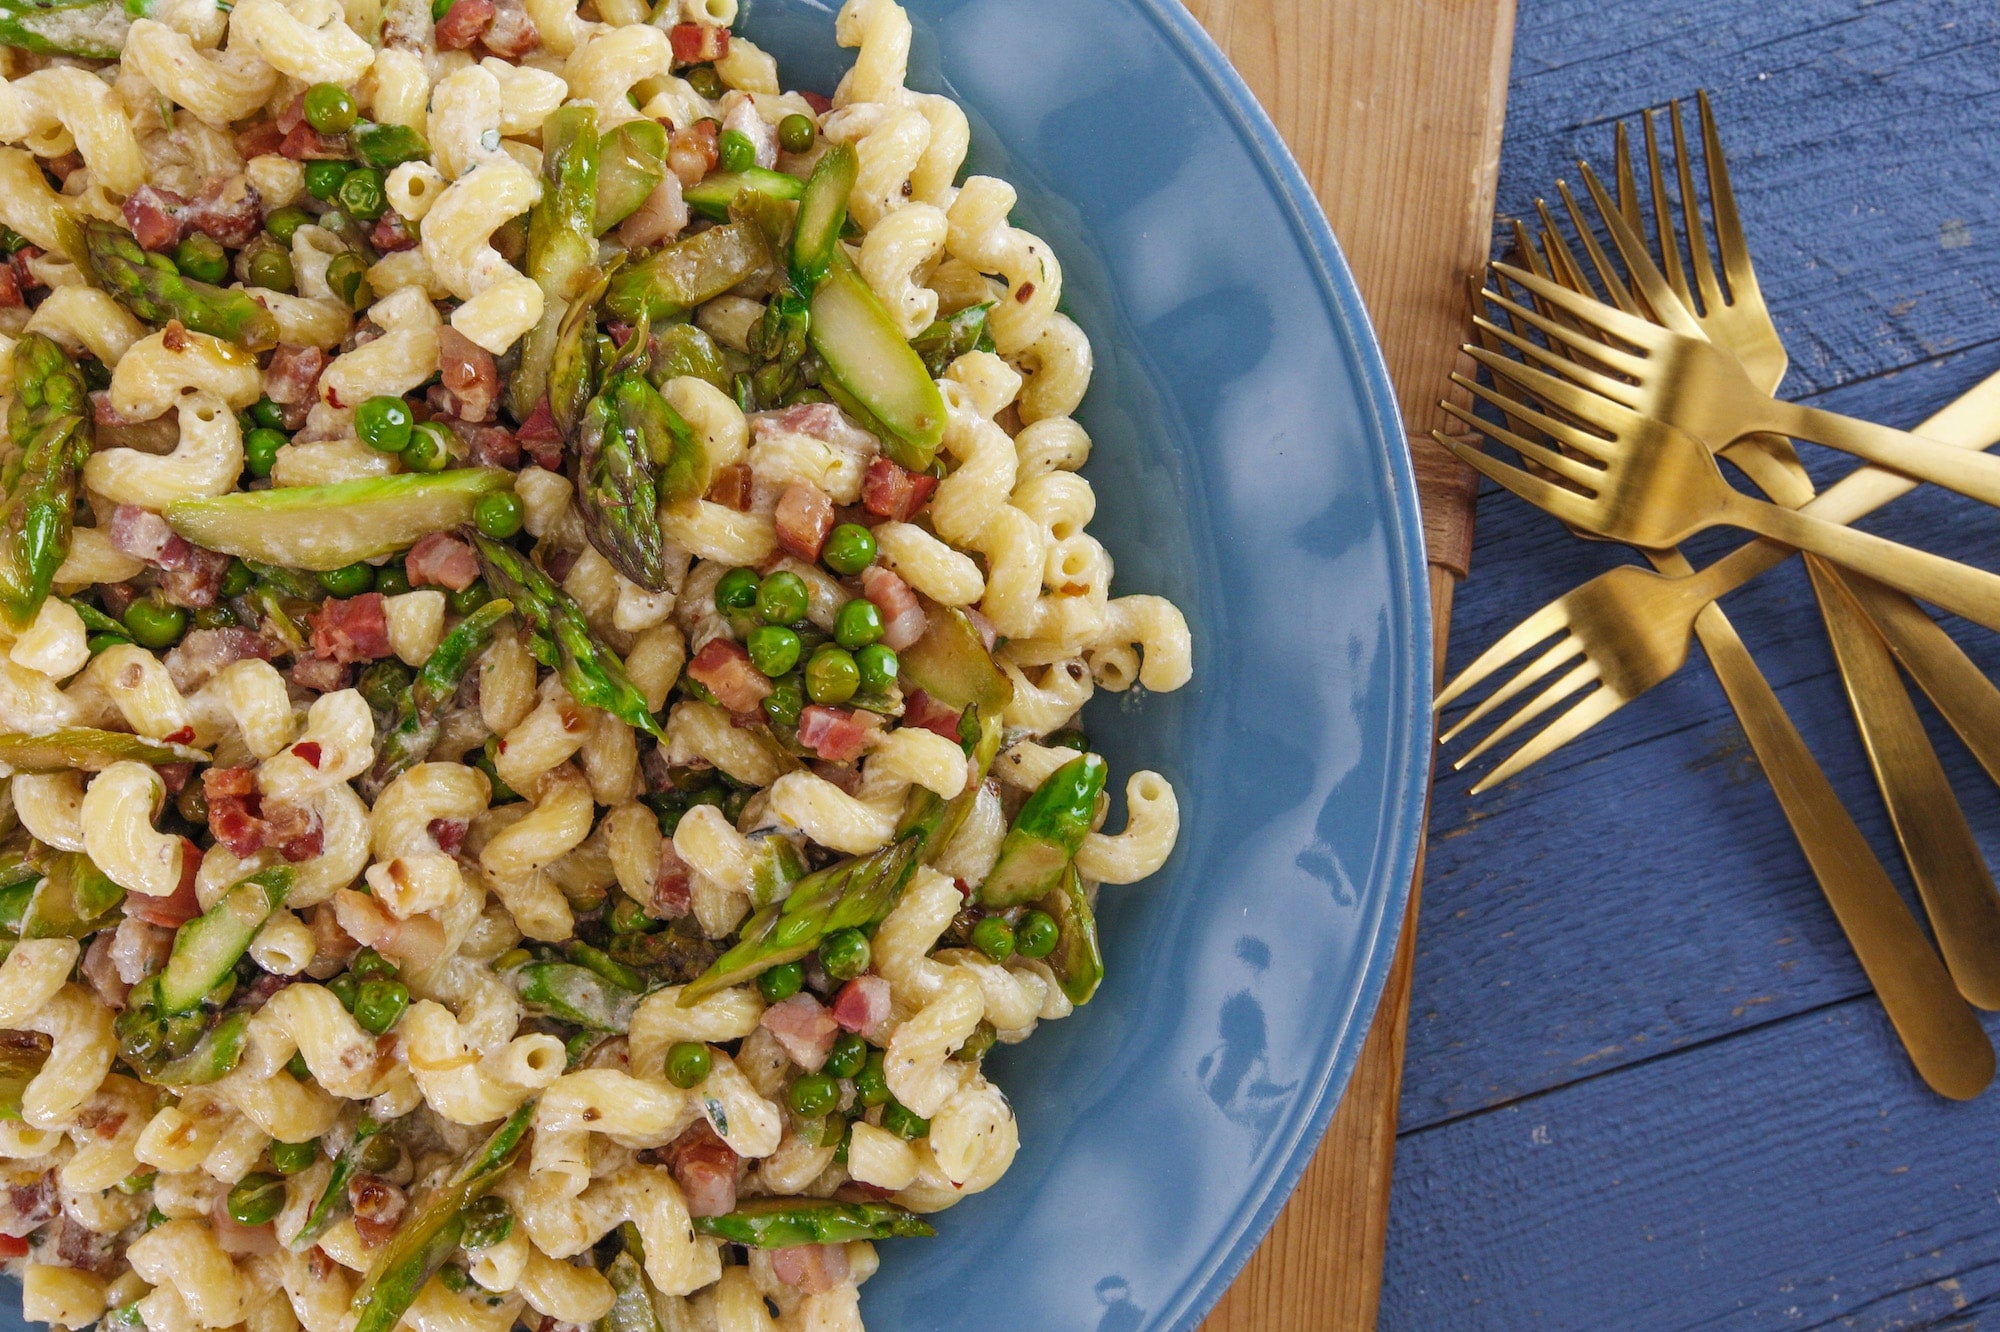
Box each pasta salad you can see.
[0,0,1193,1327]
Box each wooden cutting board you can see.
[1183,2,1516,1327]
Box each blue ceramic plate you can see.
[742,2,1433,1328]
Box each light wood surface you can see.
[1185,2,1514,1327]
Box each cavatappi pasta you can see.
[0,0,1191,1325]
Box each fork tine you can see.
[1465,323,1639,408]
[1489,263,1666,350]
[1552,180,1643,316]
[1453,659,1601,769]
[1435,597,1576,712]
[1441,397,1605,485]
[1439,636,1587,746]
[1477,283,1651,376]
[1455,356,1636,453]
[1641,106,1695,313]
[1610,118,1642,232]
[1575,164,1706,340]
[1470,687,1626,794]
[1669,97,1729,314]
[1435,430,1598,529]
[1698,89,1762,306]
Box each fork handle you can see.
[1686,594,1992,1098]
[1724,494,2000,633]
[1773,399,2000,509]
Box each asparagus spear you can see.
[509,106,602,424]
[574,323,673,591]
[0,1037,47,1119]
[596,1225,665,1332]
[691,1198,935,1248]
[362,599,514,799]
[977,753,1107,908]
[809,255,947,470]
[0,728,209,774]
[347,1100,536,1332]
[911,302,997,377]
[0,334,89,630]
[679,712,1003,1005]
[158,867,293,1014]
[0,0,151,60]
[603,222,775,324]
[166,470,513,571]
[547,268,610,439]
[1039,863,1103,1005]
[139,1009,250,1086]
[77,220,279,350]
[789,144,857,295]
[505,959,642,1032]
[18,851,123,939]
[467,532,666,742]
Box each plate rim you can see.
[1112,2,1436,1327]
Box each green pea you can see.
[247,398,286,430]
[325,251,370,311]
[373,564,411,597]
[971,915,1015,962]
[351,947,398,981]
[1015,909,1059,959]
[717,128,757,174]
[243,426,285,477]
[176,780,208,825]
[758,960,805,1003]
[459,1196,513,1250]
[747,624,802,678]
[952,1019,997,1064]
[326,972,360,1011]
[856,644,897,693]
[304,160,349,201]
[755,570,809,626]
[122,597,186,649]
[881,1099,929,1140]
[86,633,128,656]
[319,562,374,598]
[353,978,409,1034]
[715,566,760,612]
[449,580,492,615]
[226,1172,285,1226]
[797,1112,846,1149]
[820,523,876,576]
[474,490,524,539]
[245,243,293,292]
[303,83,358,136]
[787,1073,840,1118]
[285,1051,310,1081]
[1046,730,1091,753]
[609,893,648,934]
[665,1041,712,1089]
[832,598,882,650]
[191,604,235,631]
[824,1032,868,1081]
[405,420,452,472]
[220,560,254,598]
[265,206,313,244]
[174,233,228,284]
[819,927,870,981]
[267,1138,320,1175]
[354,395,413,453]
[805,646,859,705]
[854,1050,890,1107]
[762,673,804,728]
[336,167,387,222]
[778,113,816,155]
[686,64,724,100]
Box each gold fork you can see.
[1537,101,2000,1010]
[1478,263,2000,509]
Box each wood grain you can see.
[1182,1,1514,1327]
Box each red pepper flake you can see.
[163,726,196,745]
[293,741,322,769]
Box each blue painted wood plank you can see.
[1384,1000,2000,1331]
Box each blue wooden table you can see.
[1381,2,2000,1327]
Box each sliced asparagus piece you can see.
[293,1117,386,1250]
[363,599,513,799]
[603,222,775,324]
[1039,863,1103,1005]
[691,1198,935,1248]
[789,144,856,294]
[809,256,946,470]
[0,728,209,774]
[157,867,293,1014]
[0,1037,47,1118]
[0,0,151,58]
[684,167,805,220]
[18,851,123,939]
[898,608,1014,714]
[166,470,512,571]
[592,120,666,234]
[78,220,279,350]
[509,106,601,424]
[977,754,1106,908]
[140,1010,251,1086]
